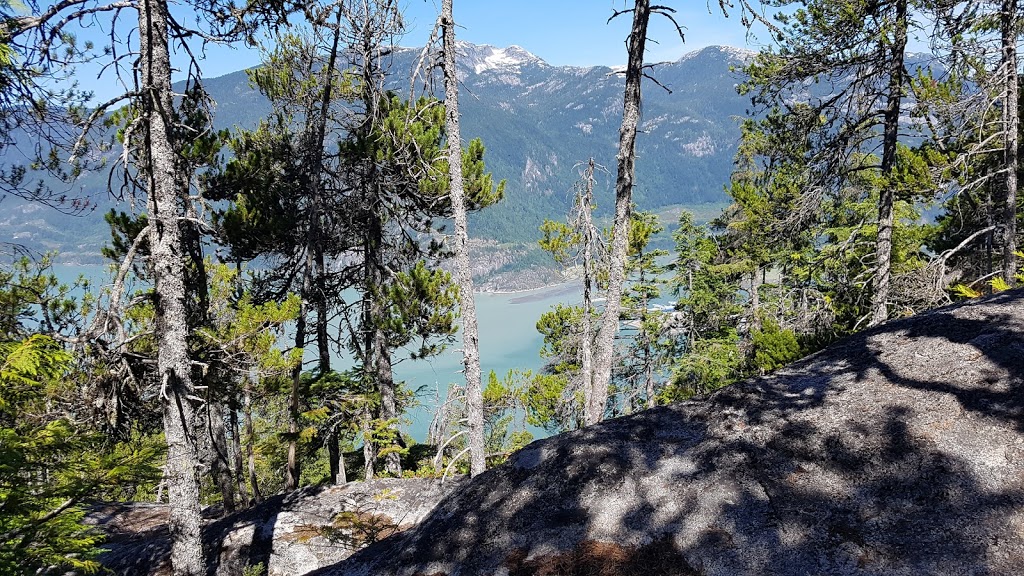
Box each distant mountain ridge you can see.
[0,42,753,262]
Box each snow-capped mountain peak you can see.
[677,45,756,64]
[455,41,546,73]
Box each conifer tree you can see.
[590,0,774,424]
[742,0,918,326]
[4,1,296,572]
[924,0,1023,292]
[0,259,163,575]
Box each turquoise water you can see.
[48,264,578,440]
[396,283,579,439]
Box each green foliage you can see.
[0,256,83,339]
[243,562,267,576]
[210,117,305,263]
[522,371,578,433]
[101,210,149,269]
[382,261,458,360]
[0,336,162,575]
[538,219,579,266]
[662,332,743,402]
[750,317,802,373]
[672,211,743,338]
[481,371,534,463]
[199,262,302,375]
[536,304,584,367]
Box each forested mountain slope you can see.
[205,42,750,241]
[0,43,750,260]
[314,290,1024,576]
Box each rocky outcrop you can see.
[319,291,1024,576]
[465,239,563,293]
[90,478,463,576]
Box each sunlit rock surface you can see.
[318,291,1024,576]
[90,478,462,576]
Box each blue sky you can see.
[73,1,777,102]
[397,1,775,65]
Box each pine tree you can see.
[591,0,775,424]
[742,0,917,326]
[6,1,296,571]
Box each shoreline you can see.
[505,281,580,304]
[55,260,580,301]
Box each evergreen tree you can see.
[618,211,670,411]
[591,0,776,425]
[440,0,490,478]
[663,211,745,400]
[0,259,162,575]
[742,0,921,326]
[923,1,1024,295]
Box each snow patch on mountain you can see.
[456,41,546,74]
[676,45,757,64]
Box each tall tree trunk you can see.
[228,395,249,507]
[139,0,204,572]
[305,8,343,478]
[579,159,597,421]
[286,267,308,491]
[244,380,261,504]
[590,0,651,426]
[644,344,655,409]
[375,315,402,477]
[308,8,342,376]
[207,401,236,514]
[441,0,486,477]
[362,406,377,480]
[315,247,330,371]
[328,428,346,485]
[869,0,908,327]
[749,269,761,334]
[1002,0,1019,285]
[368,274,399,475]
[637,261,655,410]
[361,220,398,477]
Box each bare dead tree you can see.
[439,0,485,477]
[589,0,776,425]
[999,0,1019,284]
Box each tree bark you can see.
[286,272,308,491]
[375,312,402,477]
[590,0,651,426]
[244,380,261,504]
[139,0,204,572]
[207,401,236,514]
[441,0,486,477]
[1002,0,1019,285]
[228,395,249,507]
[579,159,597,421]
[869,0,908,327]
[639,260,654,410]
[749,269,761,334]
[328,428,346,485]
[362,406,377,480]
[306,8,342,478]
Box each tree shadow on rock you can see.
[312,290,1024,576]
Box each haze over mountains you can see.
[0,42,754,262]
